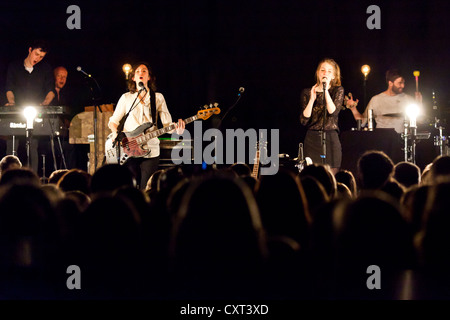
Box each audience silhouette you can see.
[0,149,448,300]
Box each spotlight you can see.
[23,106,37,129]
[406,103,420,127]
[122,63,132,80]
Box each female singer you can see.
[108,62,185,189]
[300,58,345,175]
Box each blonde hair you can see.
[315,58,342,87]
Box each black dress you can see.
[300,86,345,168]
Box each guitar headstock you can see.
[197,102,220,120]
[255,139,267,150]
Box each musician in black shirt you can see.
[5,40,54,107]
[4,40,55,174]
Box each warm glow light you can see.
[413,70,420,77]
[406,103,420,118]
[361,64,371,77]
[406,103,421,127]
[23,106,37,129]
[122,63,132,80]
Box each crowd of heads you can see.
[0,151,449,299]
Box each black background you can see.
[1,0,449,160]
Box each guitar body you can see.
[105,122,154,165]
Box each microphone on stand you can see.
[217,86,246,129]
[138,81,147,92]
[76,66,91,77]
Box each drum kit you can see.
[386,72,448,164]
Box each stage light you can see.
[122,63,132,80]
[361,65,371,79]
[23,106,37,129]
[361,64,371,109]
[406,103,420,128]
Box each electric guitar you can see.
[105,104,220,165]
[251,141,260,179]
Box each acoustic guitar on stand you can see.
[251,141,261,179]
[251,140,267,179]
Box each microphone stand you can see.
[77,67,103,171]
[320,82,327,165]
[81,72,102,172]
[295,142,306,172]
[217,89,244,129]
[91,77,103,172]
[216,88,245,166]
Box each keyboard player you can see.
[4,39,55,174]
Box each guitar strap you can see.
[150,89,158,129]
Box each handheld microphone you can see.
[322,77,328,92]
[77,66,91,77]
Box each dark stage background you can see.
[1,0,449,169]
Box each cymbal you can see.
[382,113,404,118]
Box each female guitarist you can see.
[108,62,185,189]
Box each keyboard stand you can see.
[11,135,17,156]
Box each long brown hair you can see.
[315,58,342,87]
[128,62,157,93]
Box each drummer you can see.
[360,69,422,133]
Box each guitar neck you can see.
[144,114,199,140]
[251,150,260,179]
